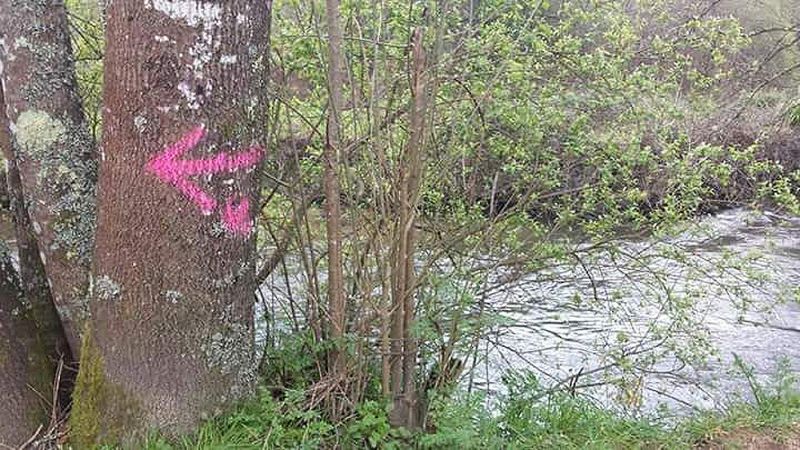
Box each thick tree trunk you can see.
[0,246,55,447]
[70,0,271,443]
[0,0,98,353]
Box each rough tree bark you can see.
[70,0,271,443]
[0,68,71,373]
[0,86,65,450]
[0,0,98,354]
[0,74,72,409]
[325,0,348,411]
[0,246,52,447]
[389,27,428,429]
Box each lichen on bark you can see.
[93,275,121,302]
[12,110,66,155]
[0,0,98,352]
[12,109,97,265]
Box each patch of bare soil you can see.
[699,426,800,450]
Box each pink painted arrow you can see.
[222,195,254,236]
[146,125,264,235]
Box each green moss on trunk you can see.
[69,327,142,448]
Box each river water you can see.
[255,208,798,416]
[466,208,800,416]
[255,208,799,416]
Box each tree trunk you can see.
[325,0,347,413]
[70,0,271,443]
[0,73,72,448]
[0,246,55,447]
[389,27,428,430]
[0,69,72,369]
[0,0,98,354]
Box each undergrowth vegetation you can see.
[138,340,800,450]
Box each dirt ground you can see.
[700,427,800,450]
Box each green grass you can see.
[136,362,800,450]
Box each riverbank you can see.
[701,428,799,450]
[133,362,800,449]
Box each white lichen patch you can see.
[156,104,180,114]
[14,110,66,156]
[165,290,184,304]
[95,275,121,302]
[13,36,30,49]
[145,0,222,28]
[134,115,148,133]
[189,29,219,77]
[177,81,200,110]
[220,54,237,65]
[247,96,259,116]
[201,323,253,376]
[154,35,171,43]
